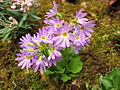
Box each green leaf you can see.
[107,69,120,79]
[92,69,120,90]
[7,8,20,12]
[113,76,120,90]
[45,69,54,75]
[100,77,114,89]
[54,67,65,74]
[69,73,78,77]
[61,47,73,57]
[31,14,40,20]
[2,32,10,42]
[22,14,27,20]
[0,27,9,33]
[53,76,58,82]
[68,55,83,73]
[56,60,66,69]
[61,74,71,82]
[0,14,8,22]
[92,86,102,90]
[19,13,27,27]
[85,81,90,90]
[0,26,17,34]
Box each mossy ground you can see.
[0,0,120,90]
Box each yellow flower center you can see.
[28,42,34,46]
[75,36,80,41]
[55,23,60,28]
[73,31,77,35]
[75,17,79,21]
[25,56,30,60]
[62,32,68,38]
[38,56,42,60]
[41,36,47,40]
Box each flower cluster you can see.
[16,1,95,73]
[11,0,34,12]
[8,16,18,27]
[0,17,18,27]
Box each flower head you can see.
[11,0,35,12]
[53,22,71,48]
[81,20,95,37]
[32,56,48,73]
[19,33,34,49]
[72,46,83,54]
[44,16,64,31]
[45,1,58,18]
[37,27,53,43]
[75,9,88,25]
[15,5,95,74]
[15,50,32,70]
[70,26,88,47]
[48,45,62,61]
[48,57,61,67]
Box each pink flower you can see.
[11,0,35,12]
[11,5,16,9]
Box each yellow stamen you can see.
[25,56,30,60]
[55,23,60,28]
[41,36,46,40]
[62,32,68,38]
[73,31,77,35]
[38,56,42,60]
[75,36,80,41]
[28,42,34,46]
[75,17,79,21]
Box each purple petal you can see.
[18,61,24,66]
[65,39,70,47]
[21,62,26,69]
[81,13,87,17]
[60,40,66,48]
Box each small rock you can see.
[80,2,89,8]
[0,0,3,2]
[72,79,77,85]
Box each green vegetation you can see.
[0,0,40,42]
[92,69,120,90]
[46,48,83,82]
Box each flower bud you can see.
[38,56,42,61]
[29,0,33,3]
[9,24,13,27]
[27,2,32,7]
[11,5,16,9]
[28,49,35,52]
[48,50,52,55]
[9,17,13,21]
[27,7,30,11]
[13,19,18,25]
[20,7,24,11]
